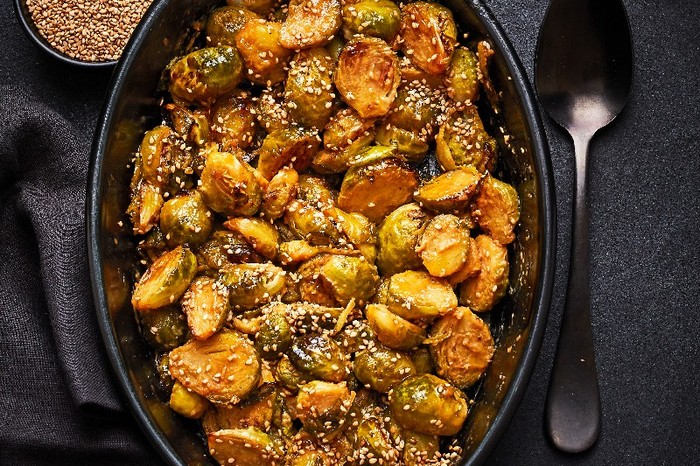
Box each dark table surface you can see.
[2,0,699,465]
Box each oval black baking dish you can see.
[87,0,556,464]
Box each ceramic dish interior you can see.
[88,0,555,464]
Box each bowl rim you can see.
[87,0,556,464]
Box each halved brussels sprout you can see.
[285,200,345,246]
[430,307,494,389]
[262,168,299,219]
[279,0,342,49]
[219,263,287,310]
[227,0,276,17]
[166,103,210,147]
[256,86,291,133]
[137,125,172,186]
[312,108,376,174]
[285,48,336,129]
[410,347,435,375]
[296,255,337,306]
[353,416,400,465]
[415,214,471,277]
[403,430,440,466]
[196,229,263,271]
[128,180,164,235]
[294,380,355,435]
[289,450,330,466]
[275,355,313,391]
[159,191,213,247]
[435,104,497,174]
[208,427,280,466]
[399,2,457,75]
[255,306,293,359]
[132,246,197,311]
[325,35,346,62]
[202,384,277,432]
[199,151,263,217]
[318,255,379,306]
[224,217,280,259]
[138,304,188,350]
[376,203,429,276]
[472,174,520,245]
[170,380,209,419]
[415,166,483,213]
[206,6,260,47]
[374,124,429,163]
[278,239,322,265]
[399,54,446,89]
[382,82,439,144]
[169,47,243,106]
[353,345,416,393]
[327,209,378,263]
[447,47,480,103]
[365,303,426,351]
[459,234,509,312]
[290,333,350,382]
[335,36,400,118]
[447,236,481,285]
[257,127,321,180]
[388,374,468,436]
[210,91,257,152]
[338,157,418,224]
[377,270,457,322]
[341,0,400,42]
[169,330,261,404]
[181,276,229,340]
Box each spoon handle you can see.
[545,132,601,453]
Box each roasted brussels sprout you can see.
[403,430,440,466]
[284,201,341,246]
[257,127,321,180]
[335,36,400,118]
[325,35,345,62]
[365,304,426,351]
[224,217,280,259]
[196,229,263,270]
[128,180,164,235]
[328,209,378,263]
[286,48,337,129]
[262,168,299,219]
[472,174,520,245]
[227,0,276,15]
[159,191,213,247]
[206,6,260,46]
[138,304,188,350]
[399,2,457,75]
[181,276,229,340]
[338,157,418,223]
[376,203,429,276]
[166,103,210,147]
[255,306,293,359]
[382,82,439,145]
[409,347,435,375]
[415,166,483,213]
[219,263,287,310]
[202,384,277,432]
[447,47,480,103]
[297,174,338,207]
[208,427,281,466]
[132,246,197,311]
[275,355,313,391]
[429,307,494,389]
[374,124,429,162]
[199,151,263,217]
[170,380,209,419]
[169,47,243,106]
[279,0,342,49]
[312,108,376,174]
[353,416,400,465]
[446,236,481,285]
[294,381,355,435]
[353,346,416,393]
[137,125,172,186]
[318,255,379,306]
[256,86,291,133]
[415,214,471,277]
[399,54,446,89]
[435,104,497,174]
[388,374,468,436]
[459,234,509,312]
[169,330,261,404]
[210,91,257,151]
[290,333,350,382]
[341,0,400,42]
[377,270,457,322]
[289,450,330,466]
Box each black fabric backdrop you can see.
[1,0,699,465]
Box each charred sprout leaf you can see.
[208,427,280,466]
[219,263,287,310]
[236,19,292,85]
[262,167,299,219]
[365,303,426,351]
[388,374,468,436]
[290,333,350,382]
[335,36,400,119]
[415,214,471,277]
[206,6,260,46]
[447,236,481,286]
[224,217,280,259]
[159,191,213,247]
[295,380,355,435]
[132,246,197,311]
[199,151,263,217]
[181,276,229,340]
[255,306,293,359]
[353,416,400,465]
[459,234,509,312]
[211,91,258,151]
[435,104,497,174]
[472,174,520,245]
[257,127,321,180]
[374,124,429,163]
[285,48,336,129]
[399,2,457,75]
[376,203,429,276]
[447,47,480,103]
[430,307,494,389]
[279,0,342,50]
[138,304,188,351]
[403,430,440,466]
[170,380,209,419]
[275,355,313,391]
[415,166,483,214]
[169,47,243,106]
[319,255,379,306]
[353,345,416,393]
[341,0,401,42]
[378,270,457,322]
[196,229,263,271]
[338,157,418,224]
[169,330,261,404]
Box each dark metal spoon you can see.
[535,0,633,454]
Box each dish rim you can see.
[87,0,556,464]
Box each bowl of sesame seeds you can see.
[14,0,153,66]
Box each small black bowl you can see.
[13,0,118,68]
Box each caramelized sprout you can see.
[341,0,401,42]
[435,105,497,173]
[415,166,483,213]
[290,333,350,382]
[376,203,429,276]
[181,276,229,340]
[159,191,213,247]
[459,234,509,312]
[199,151,263,217]
[415,214,471,277]
[280,0,342,49]
[132,246,197,311]
[262,167,299,219]
[224,217,280,259]
[286,47,337,129]
[169,47,243,106]
[447,47,480,103]
[318,254,380,306]
[295,381,355,435]
[312,108,376,173]
[403,430,440,466]
[257,127,321,180]
[211,91,258,151]
[365,303,426,351]
[219,263,287,310]
[353,416,400,464]
[206,6,260,47]
[472,174,520,245]
[138,304,188,350]
[227,0,277,17]
[377,270,457,322]
[170,381,209,419]
[208,427,279,466]
[399,2,457,75]
[353,345,416,393]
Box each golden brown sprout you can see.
[284,200,343,246]
[227,0,277,17]
[435,104,497,174]
[181,276,229,340]
[290,333,351,382]
[210,91,257,151]
[353,416,400,464]
[275,355,313,392]
[138,125,172,186]
[169,330,261,404]
[169,47,243,106]
[289,450,330,466]
[202,384,277,432]
[354,345,416,393]
[365,304,426,351]
[399,54,446,89]
[196,229,263,271]
[403,430,440,466]
[459,234,509,312]
[447,236,481,285]
[341,0,401,42]
[223,217,280,259]
[472,174,521,245]
[318,254,379,306]
[206,6,261,47]
[131,246,197,311]
[257,127,321,180]
[327,209,378,263]
[295,381,355,435]
[262,167,299,219]
[128,180,163,235]
[377,270,457,322]
[374,124,429,163]
[338,157,418,224]
[415,166,483,213]
[376,203,429,276]
[166,104,210,147]
[219,263,287,310]
[279,0,342,49]
[199,151,263,217]
[208,427,280,466]
[335,36,401,118]
[159,191,213,247]
[170,380,209,419]
[382,82,440,146]
[138,305,188,350]
[255,307,293,358]
[447,47,480,103]
[256,86,291,133]
[285,48,337,128]
[415,214,471,277]
[399,2,457,75]
[312,108,376,173]
[429,307,494,389]
[297,174,338,207]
